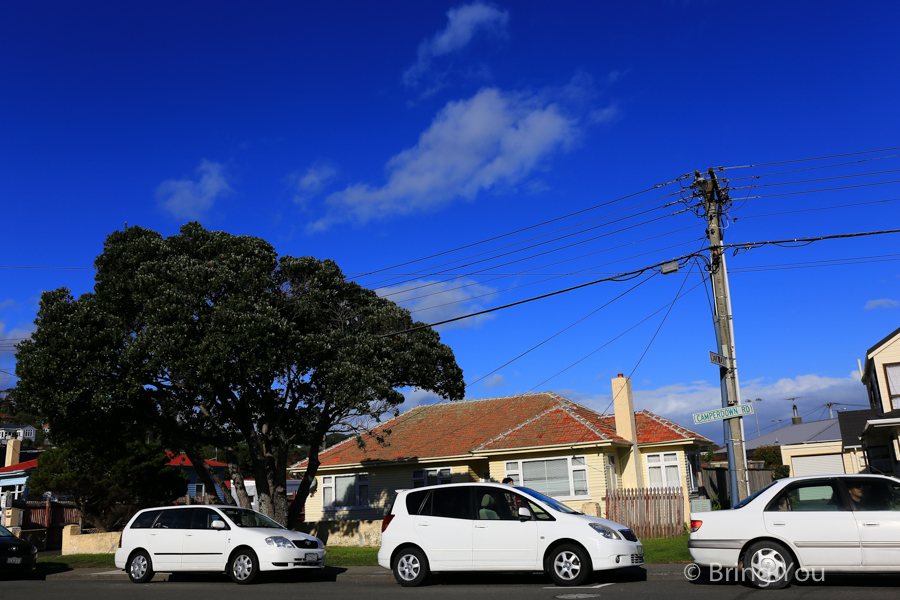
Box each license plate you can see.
[305,553,317,562]
[7,557,22,564]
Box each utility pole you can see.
[695,168,749,504]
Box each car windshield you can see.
[515,487,582,514]
[0,524,13,537]
[733,482,777,509]
[218,508,285,528]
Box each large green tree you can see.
[15,223,465,525]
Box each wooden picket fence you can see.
[605,487,684,539]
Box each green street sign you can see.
[692,404,754,425]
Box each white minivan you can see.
[115,505,325,584]
[378,482,643,586]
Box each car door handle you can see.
[417,523,430,527]
[185,533,194,536]
[772,522,785,526]
[475,524,487,529]
[863,522,880,527]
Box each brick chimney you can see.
[612,374,644,488]
[5,438,21,468]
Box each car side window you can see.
[767,483,844,512]
[406,490,430,515]
[527,500,553,520]
[476,489,531,520]
[131,510,162,529]
[431,486,473,520]
[843,479,900,512]
[190,508,226,529]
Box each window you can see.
[504,456,589,499]
[646,452,681,488]
[885,364,900,411]
[431,486,473,520]
[189,508,227,529]
[321,473,370,510]
[131,510,163,529]
[476,488,531,521]
[195,483,206,498]
[843,478,900,511]
[412,467,451,487]
[406,489,431,515]
[767,483,843,512]
[605,454,618,491]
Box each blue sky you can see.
[2,1,899,443]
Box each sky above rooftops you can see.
[2,1,899,445]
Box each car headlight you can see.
[589,523,621,540]
[265,536,294,548]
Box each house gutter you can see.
[469,440,628,457]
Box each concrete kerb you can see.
[35,563,687,582]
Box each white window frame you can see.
[884,363,900,411]
[645,451,682,488]
[321,473,370,511]
[605,454,618,491]
[503,455,589,500]
[411,466,452,488]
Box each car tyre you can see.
[229,548,260,585]
[745,540,794,590]
[547,543,590,587]
[392,546,429,587]
[127,550,154,584]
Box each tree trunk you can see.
[288,445,320,528]
[182,445,236,506]
[226,448,252,509]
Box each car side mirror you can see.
[518,507,532,521]
[211,520,226,530]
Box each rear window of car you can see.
[131,510,163,529]
[406,490,430,515]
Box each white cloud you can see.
[157,160,231,219]
[558,371,869,443]
[0,300,16,313]
[483,373,506,389]
[311,88,577,230]
[404,2,510,87]
[590,104,622,124]
[289,162,337,204]
[377,278,499,331]
[865,298,898,310]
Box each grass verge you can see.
[641,534,691,563]
[325,546,379,566]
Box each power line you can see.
[732,197,900,221]
[720,146,900,171]
[724,153,900,182]
[727,168,900,191]
[353,176,690,279]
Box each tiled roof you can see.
[0,459,39,474]
[165,453,227,468]
[295,393,708,468]
[598,411,714,445]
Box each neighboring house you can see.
[0,424,36,444]
[859,326,900,476]
[289,376,713,523]
[165,453,228,501]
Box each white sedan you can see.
[115,505,325,584]
[689,474,900,589]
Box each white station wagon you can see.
[378,482,644,586]
[115,505,325,584]
[689,474,900,589]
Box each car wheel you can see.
[745,541,794,590]
[127,550,154,584]
[229,548,260,584]
[547,543,590,586]
[392,546,429,587]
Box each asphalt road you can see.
[1,565,898,600]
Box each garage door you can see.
[792,454,845,476]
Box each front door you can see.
[763,480,860,568]
[472,487,538,568]
[844,477,900,567]
[413,486,473,569]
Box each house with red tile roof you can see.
[289,375,712,523]
[165,453,229,502]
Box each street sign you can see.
[709,351,731,367]
[692,404,754,425]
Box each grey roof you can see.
[837,408,877,447]
[744,419,841,451]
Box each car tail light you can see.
[690,520,702,532]
[382,514,395,532]
[118,528,124,548]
